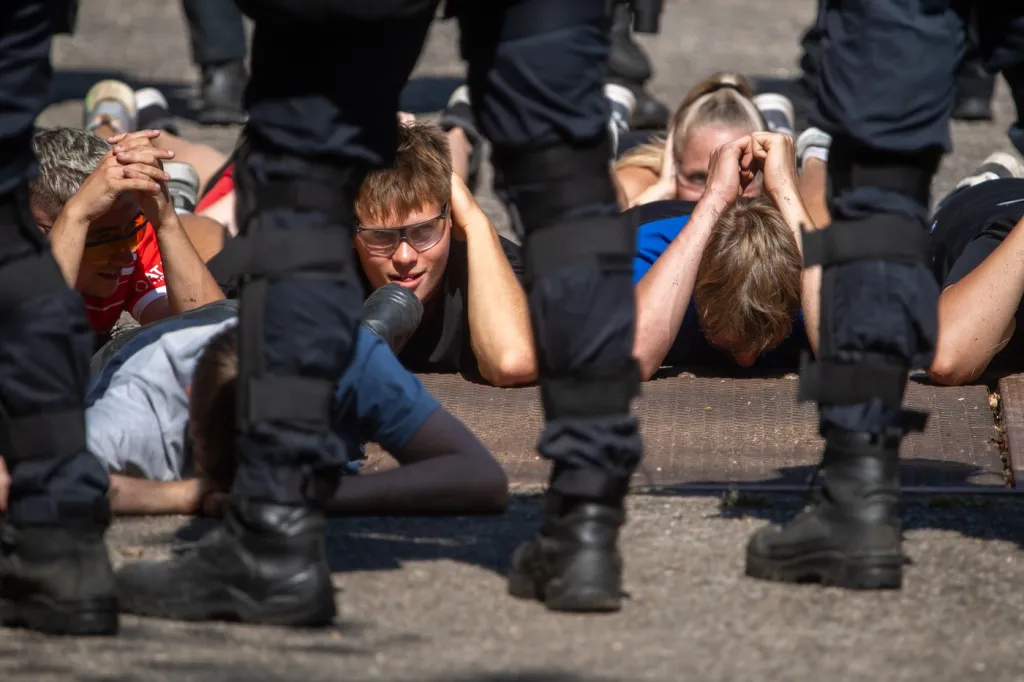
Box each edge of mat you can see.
[998,375,1024,489]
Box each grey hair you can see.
[30,127,112,218]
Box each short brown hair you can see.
[693,196,802,355]
[355,122,452,226]
[188,327,239,490]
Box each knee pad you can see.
[526,210,639,421]
[828,137,941,209]
[799,161,935,432]
[207,143,364,437]
[494,137,618,238]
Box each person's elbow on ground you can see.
[928,349,985,387]
[478,346,537,387]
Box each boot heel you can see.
[542,548,622,613]
[838,558,903,591]
[507,568,542,601]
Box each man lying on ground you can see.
[204,122,535,386]
[0,289,509,517]
[29,127,224,345]
[630,131,819,377]
[928,155,1024,384]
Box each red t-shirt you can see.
[195,162,235,213]
[83,223,167,337]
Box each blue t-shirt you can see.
[627,200,808,369]
[86,303,439,481]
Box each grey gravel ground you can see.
[13,1,1024,680]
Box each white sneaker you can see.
[796,126,832,170]
[954,151,1024,190]
[753,92,795,138]
[83,80,137,135]
[604,83,636,158]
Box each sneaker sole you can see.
[0,596,119,636]
[745,549,902,590]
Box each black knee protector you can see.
[799,146,939,434]
[526,210,639,422]
[0,189,89,465]
[828,137,942,210]
[208,140,366,439]
[492,136,618,240]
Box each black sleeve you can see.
[498,236,524,279]
[943,218,1015,288]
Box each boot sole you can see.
[745,550,902,590]
[0,596,119,636]
[120,585,337,627]
[508,551,622,613]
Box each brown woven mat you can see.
[364,374,1006,491]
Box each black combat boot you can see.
[198,60,247,126]
[0,522,119,635]
[745,428,904,590]
[361,283,424,355]
[607,4,669,131]
[508,491,625,612]
[116,500,336,625]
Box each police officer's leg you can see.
[953,9,995,121]
[181,0,248,124]
[458,0,640,612]
[0,0,116,635]
[976,4,1024,153]
[745,0,961,589]
[115,1,438,626]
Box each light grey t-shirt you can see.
[86,317,235,481]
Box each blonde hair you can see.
[693,196,802,355]
[617,72,765,174]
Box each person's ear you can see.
[184,384,191,397]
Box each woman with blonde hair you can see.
[617,72,793,206]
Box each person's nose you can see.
[733,351,757,367]
[110,245,135,268]
[391,240,418,268]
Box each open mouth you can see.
[96,271,120,282]
[388,272,424,288]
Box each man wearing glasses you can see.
[29,127,224,343]
[353,123,534,387]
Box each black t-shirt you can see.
[359,236,524,378]
[931,178,1024,288]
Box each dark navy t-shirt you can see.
[86,302,439,480]
[628,200,808,369]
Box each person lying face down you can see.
[0,288,509,517]
[630,132,822,377]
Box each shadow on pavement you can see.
[170,497,540,577]
[687,459,1024,550]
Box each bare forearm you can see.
[108,474,199,515]
[153,209,225,314]
[633,199,718,378]
[932,220,1024,383]
[771,186,821,355]
[465,218,535,386]
[47,207,90,286]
